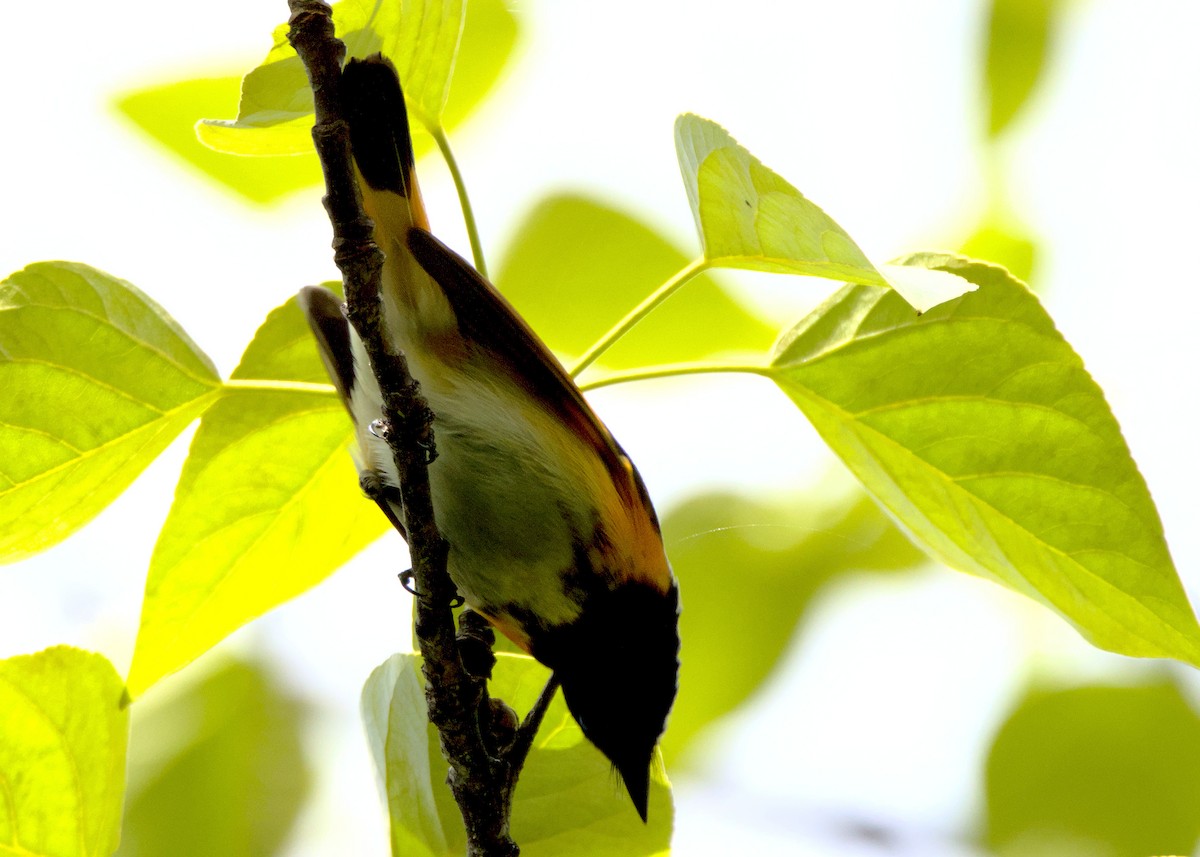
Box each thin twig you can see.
[576,362,770,393]
[569,257,710,377]
[505,675,562,791]
[432,126,489,278]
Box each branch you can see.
[285,4,539,854]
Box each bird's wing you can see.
[405,227,648,513]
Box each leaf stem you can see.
[577,362,771,393]
[432,125,488,278]
[222,379,339,396]
[569,258,711,378]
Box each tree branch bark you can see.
[285,3,546,854]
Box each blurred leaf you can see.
[770,253,1200,665]
[0,262,220,564]
[362,655,449,857]
[197,0,516,157]
[118,658,313,857]
[660,488,926,763]
[0,647,128,857]
[674,114,973,312]
[494,194,775,368]
[984,681,1200,857]
[115,77,322,204]
[985,0,1060,137]
[127,290,387,697]
[961,220,1037,285]
[363,653,673,856]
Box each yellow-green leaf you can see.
[960,219,1037,285]
[985,681,1200,855]
[380,0,463,127]
[770,253,1200,664]
[0,262,220,563]
[674,114,973,312]
[0,647,128,857]
[127,292,386,697]
[361,655,448,857]
[984,0,1061,137]
[197,0,516,157]
[117,658,313,856]
[114,77,322,203]
[363,653,674,856]
[439,0,518,132]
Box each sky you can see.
[2,1,1199,854]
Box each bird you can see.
[297,53,679,821]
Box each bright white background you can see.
[2,1,1198,854]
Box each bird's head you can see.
[532,578,681,821]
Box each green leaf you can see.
[769,253,1200,664]
[127,290,386,697]
[984,681,1200,856]
[197,0,516,157]
[114,77,322,204]
[379,0,464,127]
[439,0,519,132]
[0,262,220,564]
[363,653,673,856]
[674,114,973,312]
[984,0,1060,137]
[494,194,775,368]
[117,658,313,857]
[362,655,449,857]
[660,487,925,764]
[0,647,128,857]
[960,220,1037,285]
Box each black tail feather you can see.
[340,54,416,196]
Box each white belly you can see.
[358,344,605,627]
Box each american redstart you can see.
[298,54,680,821]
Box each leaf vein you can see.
[152,426,355,647]
[784,381,1200,657]
[0,422,85,456]
[0,672,87,854]
[0,390,218,501]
